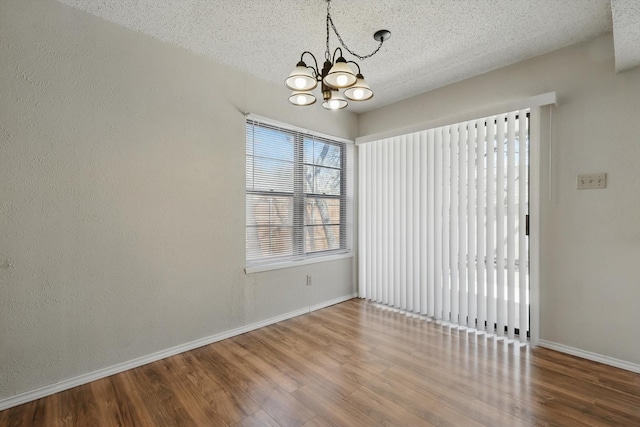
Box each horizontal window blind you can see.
[358,110,529,339]
[246,119,347,265]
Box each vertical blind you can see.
[358,110,529,338]
[246,119,347,265]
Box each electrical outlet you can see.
[306,275,312,286]
[577,173,606,190]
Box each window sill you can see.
[245,251,353,274]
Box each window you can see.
[246,118,347,267]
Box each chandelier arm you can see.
[326,1,385,61]
[331,47,344,64]
[300,51,321,77]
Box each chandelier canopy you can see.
[284,0,390,110]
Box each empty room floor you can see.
[1,298,639,426]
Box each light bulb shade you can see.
[323,57,357,89]
[343,74,373,101]
[285,63,317,91]
[288,91,316,106]
[322,92,348,110]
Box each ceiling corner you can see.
[611,0,640,73]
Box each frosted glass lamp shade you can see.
[344,74,373,101]
[289,91,316,106]
[285,63,317,91]
[323,57,357,89]
[322,92,348,110]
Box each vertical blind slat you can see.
[434,128,443,319]
[414,135,422,313]
[450,125,459,324]
[406,136,414,310]
[374,144,384,300]
[421,131,429,315]
[427,129,436,317]
[476,121,487,333]
[365,144,373,300]
[519,113,529,335]
[358,145,366,298]
[467,120,477,329]
[387,140,394,306]
[370,142,377,301]
[459,122,468,327]
[506,112,517,340]
[442,126,451,321]
[393,141,402,307]
[486,119,497,335]
[382,142,389,305]
[399,137,407,309]
[496,114,506,337]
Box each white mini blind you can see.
[246,119,347,265]
[359,110,529,338]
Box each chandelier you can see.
[284,0,390,110]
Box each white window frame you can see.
[245,114,354,274]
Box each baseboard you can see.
[0,293,357,411]
[310,292,357,312]
[537,339,640,374]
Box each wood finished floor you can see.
[2,299,640,427]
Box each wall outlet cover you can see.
[577,173,606,189]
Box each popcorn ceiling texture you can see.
[56,0,615,112]
[611,0,640,72]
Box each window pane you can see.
[303,165,313,193]
[304,165,340,195]
[247,226,293,261]
[315,166,340,195]
[304,138,341,168]
[246,194,293,227]
[251,157,294,193]
[305,198,340,225]
[251,127,294,161]
[305,225,340,253]
[303,138,315,164]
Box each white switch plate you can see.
[577,173,607,189]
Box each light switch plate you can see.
[577,173,606,189]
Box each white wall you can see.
[0,0,357,402]
[359,34,640,366]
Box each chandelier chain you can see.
[325,3,331,61]
[326,0,384,61]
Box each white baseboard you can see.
[310,293,357,312]
[537,339,640,374]
[0,293,357,411]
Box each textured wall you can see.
[0,0,357,401]
[359,34,640,366]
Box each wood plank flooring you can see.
[2,298,639,426]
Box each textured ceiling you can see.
[611,0,640,73]
[57,0,622,113]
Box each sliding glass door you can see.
[358,110,530,339]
